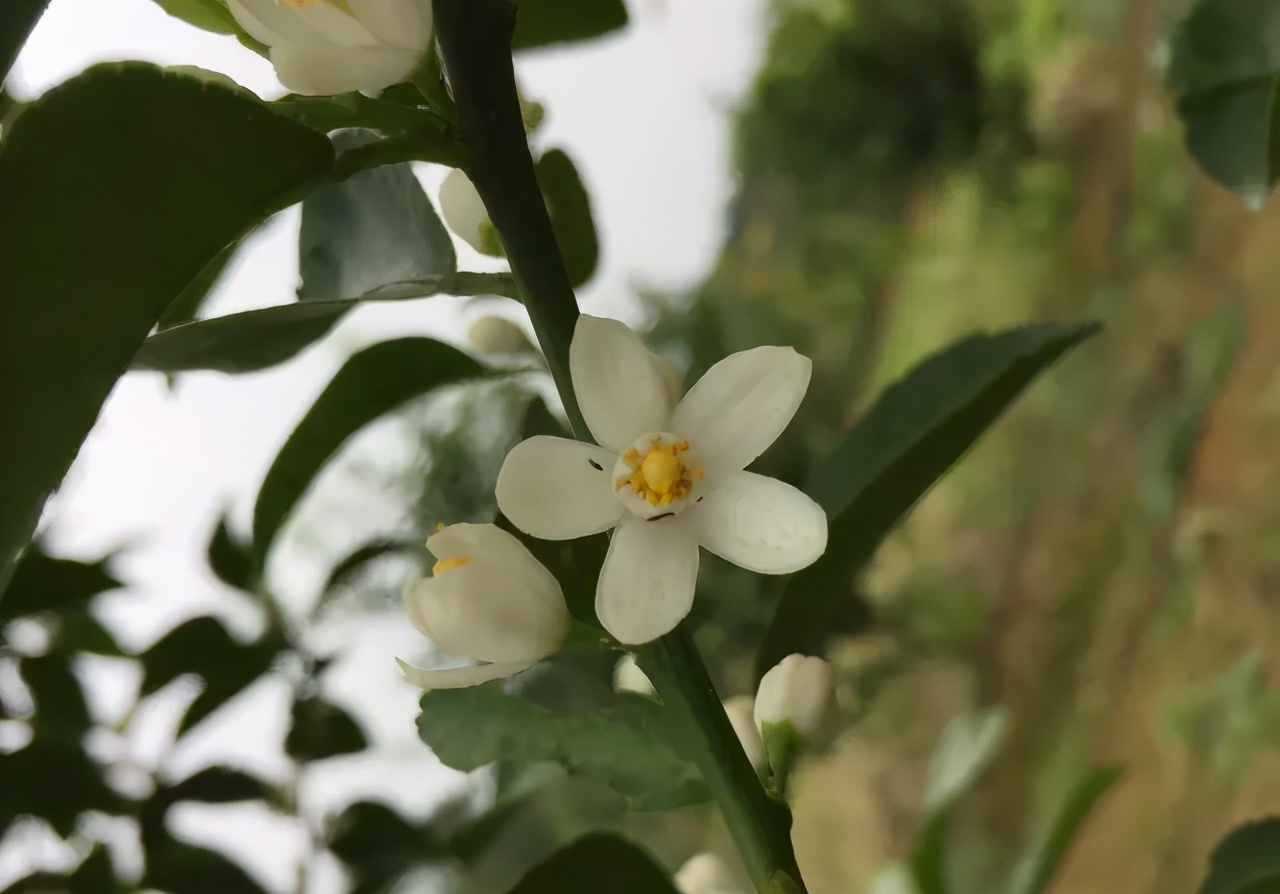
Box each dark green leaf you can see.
[1167,0,1280,200]
[252,337,486,562]
[0,64,334,594]
[285,696,368,761]
[271,92,462,164]
[509,834,677,894]
[21,653,90,745]
[207,516,255,591]
[52,613,126,657]
[299,132,455,303]
[158,766,277,807]
[321,539,423,597]
[416,683,706,809]
[0,1,47,85]
[511,0,628,50]
[145,842,270,894]
[0,546,120,622]
[909,812,950,894]
[0,741,121,836]
[329,801,447,884]
[535,149,599,287]
[157,237,241,331]
[1197,818,1280,894]
[131,273,517,375]
[757,321,1098,679]
[1005,766,1124,894]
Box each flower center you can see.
[613,432,703,519]
[432,555,471,574]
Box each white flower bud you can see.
[397,524,569,689]
[468,316,533,356]
[754,654,833,738]
[722,695,765,771]
[439,169,504,256]
[612,654,657,697]
[226,0,433,97]
[674,853,747,894]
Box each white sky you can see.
[5,0,766,889]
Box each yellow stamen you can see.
[435,521,446,532]
[615,435,698,507]
[432,555,471,574]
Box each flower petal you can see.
[688,471,827,574]
[596,515,699,645]
[671,346,811,471]
[347,0,432,50]
[396,657,532,690]
[496,436,623,540]
[426,523,562,601]
[269,44,423,96]
[439,170,494,254]
[228,0,376,47]
[570,315,676,453]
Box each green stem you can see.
[639,632,808,894]
[429,0,587,438]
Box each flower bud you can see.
[439,170,505,256]
[722,695,765,772]
[754,653,833,738]
[397,524,569,689]
[612,654,657,697]
[227,0,433,97]
[468,316,533,356]
[674,853,747,894]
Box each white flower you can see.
[495,315,827,645]
[440,169,504,256]
[397,523,569,689]
[227,0,432,96]
[674,853,747,894]
[722,695,765,771]
[612,654,657,696]
[754,654,833,738]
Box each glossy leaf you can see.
[536,148,599,287]
[285,696,368,762]
[0,546,120,622]
[1004,766,1124,894]
[416,682,706,810]
[1197,818,1280,894]
[131,273,517,374]
[207,516,255,591]
[757,321,1099,679]
[0,64,334,594]
[508,834,677,894]
[0,0,48,84]
[299,132,455,303]
[148,0,239,34]
[511,0,628,50]
[252,337,486,562]
[157,237,241,331]
[1167,0,1280,200]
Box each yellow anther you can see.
[435,521,446,532]
[432,555,471,574]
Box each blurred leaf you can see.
[52,613,126,657]
[145,841,270,894]
[321,538,423,598]
[924,707,1009,812]
[417,683,706,810]
[299,133,455,303]
[535,149,598,287]
[511,0,628,50]
[0,1,48,84]
[271,92,463,166]
[0,741,121,836]
[909,813,949,894]
[207,516,255,591]
[1004,766,1124,894]
[148,0,239,34]
[157,766,277,807]
[252,337,486,563]
[139,616,285,735]
[131,273,516,374]
[0,64,334,594]
[1,845,115,894]
[157,237,241,331]
[285,696,368,762]
[21,654,90,745]
[757,321,1099,679]
[329,801,447,886]
[1167,0,1280,201]
[1196,818,1280,894]
[507,834,677,894]
[0,547,120,622]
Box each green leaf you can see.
[148,0,239,34]
[131,273,517,374]
[144,842,270,894]
[757,321,1099,679]
[1197,818,1280,894]
[299,131,456,303]
[328,801,447,885]
[21,653,91,745]
[252,337,485,562]
[157,236,242,331]
[158,766,277,806]
[1004,766,1124,894]
[508,834,678,894]
[0,1,48,84]
[909,813,950,894]
[321,538,423,598]
[536,148,599,287]
[207,516,255,591]
[1167,0,1280,201]
[0,546,120,622]
[285,696,368,762]
[511,0,628,50]
[0,741,122,837]
[416,682,706,810]
[0,64,334,594]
